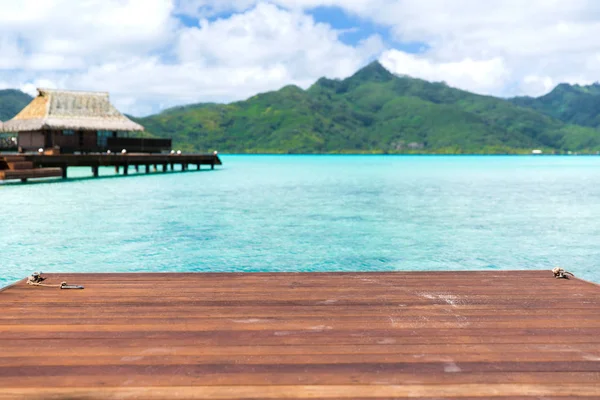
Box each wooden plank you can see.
[0,271,598,399]
[0,167,62,180]
[1,351,600,367]
[1,384,600,399]
[5,161,34,170]
[0,371,599,387]
[1,342,599,357]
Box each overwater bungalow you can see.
[0,88,221,182]
[0,88,170,154]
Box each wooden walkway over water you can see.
[0,271,599,399]
[0,153,222,182]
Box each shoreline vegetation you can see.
[222,149,599,155]
[3,62,600,155]
[217,152,600,156]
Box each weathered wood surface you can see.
[0,153,221,181]
[0,167,62,181]
[0,271,598,399]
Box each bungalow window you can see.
[63,130,75,135]
[97,130,115,148]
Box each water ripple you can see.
[2,155,600,286]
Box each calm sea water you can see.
[1,155,600,287]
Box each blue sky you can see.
[176,5,391,47]
[180,5,427,55]
[308,5,427,54]
[1,1,600,115]
[304,6,391,46]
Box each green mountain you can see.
[3,63,600,153]
[135,62,600,153]
[510,83,600,129]
[0,89,32,121]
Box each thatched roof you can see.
[0,89,144,133]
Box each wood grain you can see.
[1,271,599,399]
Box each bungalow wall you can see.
[51,131,80,151]
[17,131,45,150]
[16,130,166,154]
[18,130,102,153]
[51,130,99,152]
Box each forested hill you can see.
[510,83,600,129]
[0,89,32,121]
[2,63,600,153]
[134,62,600,153]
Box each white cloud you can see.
[176,4,381,78]
[0,35,24,69]
[178,0,600,97]
[359,0,600,96]
[0,1,383,115]
[521,76,556,97]
[3,0,600,114]
[0,0,177,64]
[20,80,60,97]
[380,51,510,96]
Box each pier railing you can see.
[106,138,172,153]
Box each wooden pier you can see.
[0,153,222,182]
[0,271,599,399]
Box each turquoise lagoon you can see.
[1,155,599,287]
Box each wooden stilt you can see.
[92,166,99,177]
[145,165,150,174]
[115,165,120,173]
[61,166,67,179]
[123,165,128,175]
[135,165,139,172]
